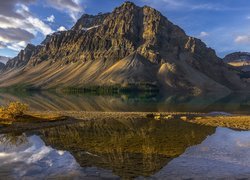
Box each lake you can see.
[0,91,250,113]
[0,118,249,179]
[0,91,250,179]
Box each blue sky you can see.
[0,0,250,60]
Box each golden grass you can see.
[1,108,250,133]
[0,102,28,120]
[27,112,62,120]
[189,116,250,130]
[0,102,67,128]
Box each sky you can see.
[0,0,250,61]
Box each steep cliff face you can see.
[0,2,247,93]
[0,56,8,71]
[4,44,36,70]
[0,56,9,64]
[0,62,5,71]
[72,13,110,31]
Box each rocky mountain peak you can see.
[72,13,109,31]
[0,62,5,71]
[120,1,138,9]
[0,56,10,64]
[5,43,36,70]
[224,52,250,63]
[0,2,247,93]
[25,43,36,51]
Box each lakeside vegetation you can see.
[0,100,250,133]
[0,83,159,95]
[189,115,250,130]
[0,102,29,120]
[0,102,77,133]
[65,83,158,92]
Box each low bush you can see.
[0,102,29,119]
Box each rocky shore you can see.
[0,111,250,133]
[0,111,249,134]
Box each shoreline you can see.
[0,111,250,134]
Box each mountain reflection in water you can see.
[1,91,250,113]
[153,128,250,179]
[0,118,215,179]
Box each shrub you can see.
[0,102,29,119]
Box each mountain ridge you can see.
[224,52,250,63]
[223,52,250,72]
[0,1,247,94]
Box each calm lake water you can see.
[0,118,249,179]
[0,91,250,179]
[0,91,250,113]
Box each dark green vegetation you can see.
[61,83,159,95]
[0,84,41,96]
[0,83,159,96]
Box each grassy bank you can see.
[189,115,250,130]
[0,102,78,133]
[27,111,250,130]
[1,107,250,133]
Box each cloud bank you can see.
[0,0,53,52]
[46,0,83,22]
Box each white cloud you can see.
[0,1,53,52]
[198,31,209,38]
[26,16,53,35]
[235,35,250,44]
[46,15,55,23]
[16,4,53,36]
[46,0,83,22]
[57,26,67,31]
[7,41,28,51]
[19,4,30,12]
[0,135,85,178]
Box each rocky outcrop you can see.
[72,13,109,31]
[223,52,250,63]
[223,52,250,72]
[0,62,5,71]
[0,56,8,71]
[0,2,247,93]
[0,56,10,64]
[4,44,36,70]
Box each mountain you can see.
[0,62,4,71]
[0,2,247,94]
[4,44,36,70]
[0,56,9,71]
[0,56,10,64]
[223,52,250,72]
[0,56,9,70]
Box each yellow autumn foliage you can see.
[0,102,29,119]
